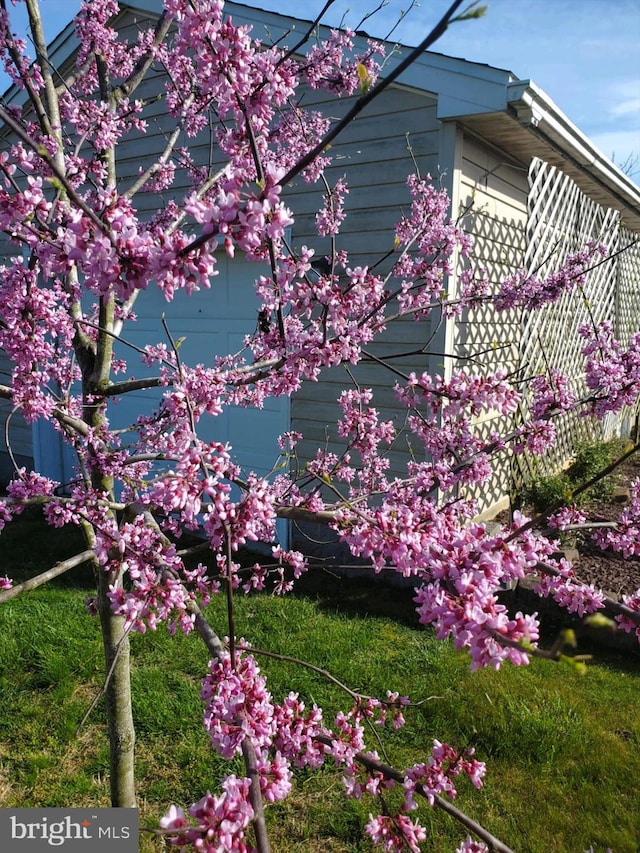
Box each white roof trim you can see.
[506,80,640,222]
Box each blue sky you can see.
[3,0,639,181]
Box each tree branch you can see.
[504,441,640,543]
[112,11,175,102]
[2,0,55,143]
[178,0,467,258]
[241,737,271,853]
[0,104,110,237]
[313,733,514,853]
[278,0,467,188]
[536,560,640,626]
[101,376,165,396]
[0,549,94,603]
[236,642,440,706]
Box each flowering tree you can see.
[0,0,638,851]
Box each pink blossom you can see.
[201,649,276,759]
[495,242,607,311]
[0,4,636,849]
[593,478,640,557]
[456,838,489,853]
[365,814,427,853]
[548,506,587,530]
[615,588,640,639]
[161,777,254,851]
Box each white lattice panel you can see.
[617,227,640,346]
[451,149,640,513]
[514,159,638,491]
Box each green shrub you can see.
[522,437,630,511]
[522,473,571,512]
[566,438,628,500]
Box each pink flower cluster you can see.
[362,740,485,851]
[302,29,384,95]
[104,515,199,635]
[593,477,640,558]
[615,590,640,641]
[581,323,640,418]
[202,649,277,760]
[529,369,576,420]
[161,646,412,849]
[391,368,520,493]
[164,643,485,851]
[535,559,606,618]
[403,741,486,808]
[547,505,587,530]
[365,814,427,853]
[456,839,489,853]
[160,778,254,852]
[494,242,607,311]
[393,174,472,316]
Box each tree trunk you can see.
[20,0,138,811]
[96,564,136,808]
[81,294,137,807]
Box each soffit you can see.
[458,111,640,232]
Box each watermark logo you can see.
[0,809,138,851]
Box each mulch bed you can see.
[566,454,640,599]
[573,545,640,600]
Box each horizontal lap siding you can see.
[453,134,529,514]
[88,17,443,488]
[285,89,441,269]
[289,88,442,481]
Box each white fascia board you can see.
[506,79,640,221]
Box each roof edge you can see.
[507,80,640,225]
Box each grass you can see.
[0,515,639,851]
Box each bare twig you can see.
[236,643,441,707]
[278,0,336,61]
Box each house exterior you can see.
[1,1,639,526]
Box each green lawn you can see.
[0,517,639,852]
